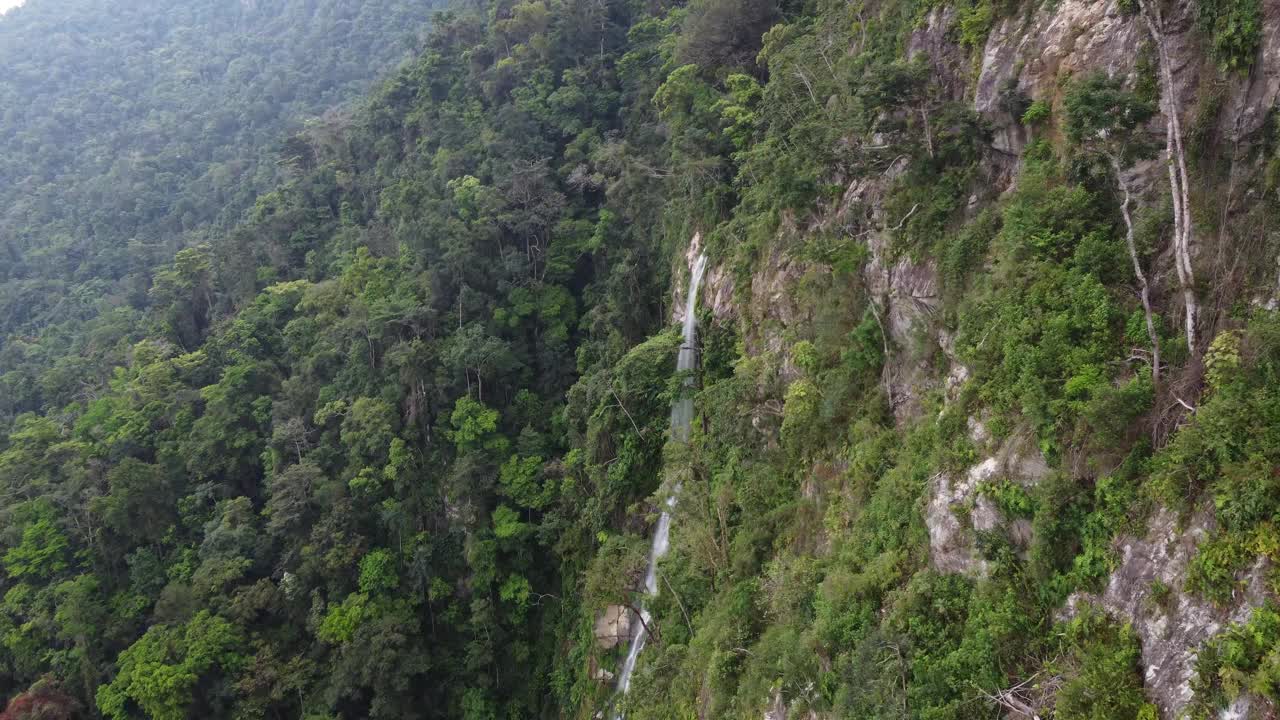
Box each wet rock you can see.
[1218,0,1280,140]
[1220,696,1251,720]
[977,0,1144,114]
[840,164,944,424]
[975,0,1151,187]
[594,604,633,650]
[761,687,823,720]
[764,689,787,720]
[674,232,736,325]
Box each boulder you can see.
[594,604,633,650]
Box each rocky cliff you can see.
[640,1,1280,718]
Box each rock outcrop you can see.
[673,232,736,326]
[927,424,1049,576]
[1067,509,1270,717]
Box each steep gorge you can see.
[3,0,1280,719]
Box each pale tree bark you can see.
[1138,0,1198,353]
[1110,153,1161,389]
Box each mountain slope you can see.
[4,0,1280,719]
[0,0,443,415]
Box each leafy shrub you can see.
[940,209,1000,295]
[956,1,994,48]
[1028,473,1088,586]
[1020,99,1051,126]
[1148,313,1280,513]
[1070,462,1147,590]
[1147,579,1171,610]
[1196,0,1262,72]
[1187,534,1254,606]
[1190,603,1280,714]
[978,479,1035,519]
[1053,607,1154,720]
[1062,74,1155,147]
[1205,330,1243,393]
[781,378,821,455]
[959,262,1120,444]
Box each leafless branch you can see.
[610,386,645,436]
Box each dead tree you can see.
[1108,153,1162,390]
[1137,0,1198,353]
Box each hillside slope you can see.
[4,0,1280,719]
[0,0,443,417]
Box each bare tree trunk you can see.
[1110,154,1161,390]
[919,105,935,159]
[626,603,659,645]
[1138,0,1198,353]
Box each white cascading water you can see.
[611,253,708,715]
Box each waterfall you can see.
[611,253,708,714]
[670,253,707,443]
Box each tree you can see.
[1137,0,1199,355]
[93,459,177,545]
[96,611,244,720]
[3,502,70,581]
[1063,74,1161,389]
[0,678,79,720]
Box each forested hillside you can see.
[0,0,443,418]
[5,0,1280,719]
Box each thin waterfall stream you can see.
[611,253,708,716]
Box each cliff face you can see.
[651,2,1280,718]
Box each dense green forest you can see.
[5,0,1280,718]
[0,0,444,417]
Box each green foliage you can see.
[499,454,553,510]
[491,505,528,540]
[956,1,995,48]
[1191,603,1280,714]
[1063,74,1155,147]
[1196,0,1262,72]
[978,479,1035,519]
[1187,533,1255,606]
[358,550,399,595]
[956,151,1131,453]
[318,594,369,645]
[3,502,71,580]
[1053,607,1153,720]
[791,341,819,376]
[1021,99,1051,126]
[940,209,1000,294]
[961,262,1120,441]
[1149,313,1280,513]
[1069,468,1146,591]
[1,0,1271,716]
[0,0,447,414]
[1205,330,1243,393]
[448,397,501,452]
[780,379,821,454]
[96,611,243,720]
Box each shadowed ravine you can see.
[611,253,708,715]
